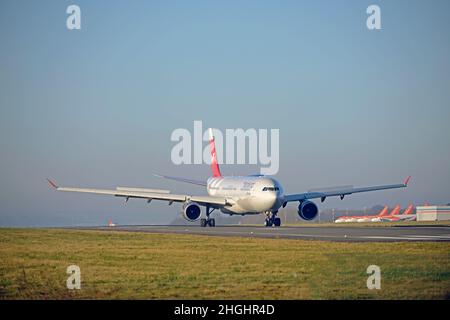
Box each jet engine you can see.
[297,201,318,221]
[182,202,202,221]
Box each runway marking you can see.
[84,225,450,242]
[361,236,450,241]
[131,227,347,239]
[408,235,450,239]
[185,229,344,238]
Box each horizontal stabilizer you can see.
[116,187,170,194]
[153,174,207,187]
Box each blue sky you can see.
[1,0,449,226]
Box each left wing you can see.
[46,179,231,207]
[284,176,411,203]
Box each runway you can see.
[80,225,450,242]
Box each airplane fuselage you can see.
[206,176,285,214]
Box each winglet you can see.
[46,178,58,189]
[404,176,411,186]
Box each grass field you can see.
[0,228,449,299]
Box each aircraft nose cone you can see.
[264,193,277,208]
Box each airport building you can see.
[416,206,450,221]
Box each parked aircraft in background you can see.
[335,204,417,223]
[48,129,410,227]
[381,203,416,222]
[335,205,389,223]
[403,203,415,215]
[377,204,400,222]
[356,206,389,222]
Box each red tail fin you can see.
[403,203,414,215]
[389,205,401,216]
[208,128,222,177]
[378,205,389,217]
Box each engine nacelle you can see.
[297,201,318,221]
[182,202,202,221]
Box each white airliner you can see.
[47,129,411,227]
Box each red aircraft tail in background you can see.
[402,203,414,215]
[389,205,401,216]
[378,206,389,217]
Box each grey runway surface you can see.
[79,224,450,242]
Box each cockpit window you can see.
[262,187,279,192]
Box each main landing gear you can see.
[200,206,216,227]
[264,211,281,227]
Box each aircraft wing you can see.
[284,176,411,203]
[46,179,230,207]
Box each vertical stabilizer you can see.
[403,203,414,215]
[208,128,222,177]
[389,205,401,216]
[378,205,389,217]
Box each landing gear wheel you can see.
[273,217,281,227]
[203,206,217,227]
[264,219,273,227]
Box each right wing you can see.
[284,176,411,203]
[46,179,231,207]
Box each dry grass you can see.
[0,228,449,299]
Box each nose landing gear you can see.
[264,211,281,227]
